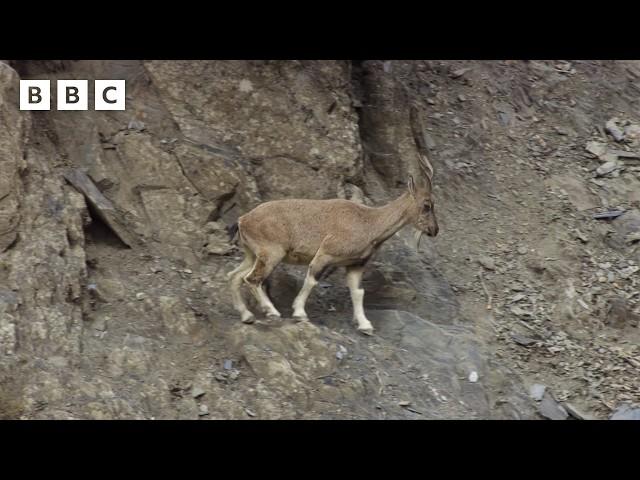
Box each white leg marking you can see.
[257,284,281,317]
[292,273,318,320]
[230,267,255,323]
[242,251,284,319]
[346,267,374,335]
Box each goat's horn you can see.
[409,104,435,181]
[414,229,424,252]
[418,152,434,180]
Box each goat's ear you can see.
[408,175,416,197]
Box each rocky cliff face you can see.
[1,60,639,419]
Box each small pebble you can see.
[192,387,206,399]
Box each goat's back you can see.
[238,198,372,259]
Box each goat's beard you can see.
[414,229,424,252]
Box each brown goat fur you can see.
[227,165,438,335]
[227,146,437,334]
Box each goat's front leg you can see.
[292,253,332,321]
[346,266,374,336]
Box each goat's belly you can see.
[283,251,314,265]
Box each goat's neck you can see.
[369,192,414,244]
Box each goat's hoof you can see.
[357,326,374,336]
[292,314,309,323]
[241,313,256,324]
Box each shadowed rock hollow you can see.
[2,60,639,419]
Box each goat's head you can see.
[408,152,438,248]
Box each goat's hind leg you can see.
[244,249,284,318]
[229,247,257,323]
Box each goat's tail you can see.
[227,222,239,244]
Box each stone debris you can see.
[127,119,146,131]
[609,405,640,420]
[593,210,624,220]
[192,387,206,399]
[626,232,640,244]
[451,67,472,79]
[605,118,625,142]
[596,160,620,177]
[586,141,607,157]
[574,229,589,243]
[538,392,569,420]
[563,403,594,420]
[511,333,537,347]
[529,384,546,401]
[510,306,533,317]
[478,255,496,271]
[336,345,347,361]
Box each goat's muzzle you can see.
[414,226,438,251]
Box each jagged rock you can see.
[605,118,625,142]
[529,384,546,401]
[0,63,91,419]
[127,119,146,131]
[593,210,625,220]
[585,141,607,157]
[203,221,234,256]
[143,60,361,178]
[157,296,200,336]
[172,142,258,213]
[512,333,537,347]
[64,169,138,248]
[596,161,620,177]
[604,209,640,250]
[624,124,640,147]
[627,232,640,244]
[539,392,569,420]
[191,387,206,399]
[0,63,25,253]
[574,229,589,243]
[478,255,496,271]
[451,67,472,79]
[8,59,640,420]
[545,174,600,211]
[227,310,535,419]
[606,297,640,329]
[610,405,640,420]
[564,403,594,420]
[599,151,618,164]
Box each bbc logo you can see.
[20,80,126,111]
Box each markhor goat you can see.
[227,154,438,335]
